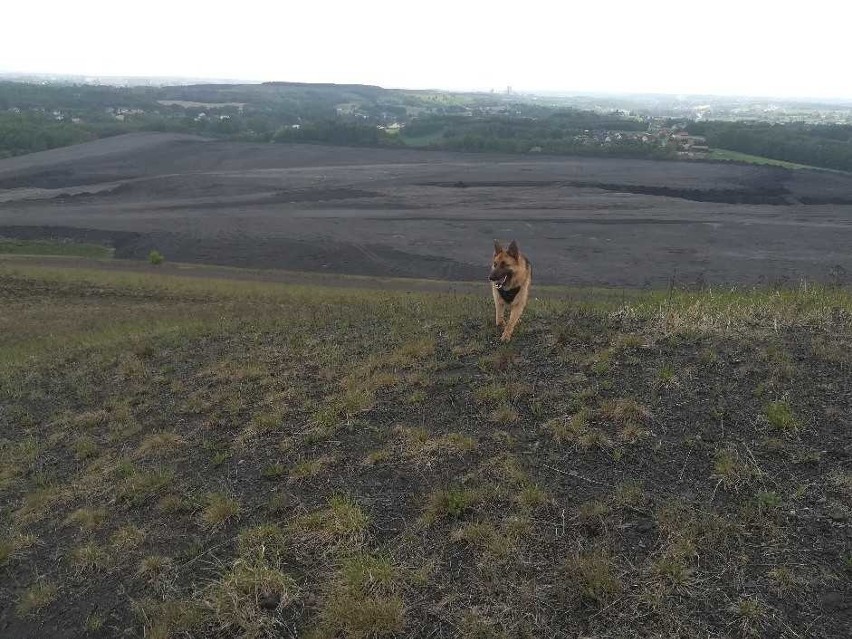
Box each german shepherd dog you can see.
[489,240,532,342]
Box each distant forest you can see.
[1,81,851,171]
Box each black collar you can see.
[498,285,521,303]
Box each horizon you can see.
[3,1,850,102]
[2,71,851,106]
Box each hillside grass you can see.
[0,238,114,259]
[1,262,850,638]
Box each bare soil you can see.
[1,133,851,287]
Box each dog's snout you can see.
[489,268,509,281]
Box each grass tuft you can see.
[203,559,299,636]
[16,582,58,617]
[422,486,482,524]
[137,431,186,456]
[312,552,405,638]
[564,549,622,607]
[292,495,369,551]
[64,507,107,532]
[200,492,241,529]
[764,398,799,432]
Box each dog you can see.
[489,240,532,342]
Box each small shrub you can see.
[148,249,164,265]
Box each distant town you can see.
[2,76,851,171]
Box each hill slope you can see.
[2,135,852,287]
[1,261,850,637]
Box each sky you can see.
[3,1,850,99]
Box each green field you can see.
[398,130,445,148]
[707,148,819,170]
[1,261,850,638]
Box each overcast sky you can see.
[4,1,850,99]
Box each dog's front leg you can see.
[500,299,527,342]
[492,289,505,327]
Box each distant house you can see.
[672,133,710,156]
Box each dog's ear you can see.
[507,240,519,258]
[493,239,503,255]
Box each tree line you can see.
[688,121,852,172]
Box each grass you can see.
[545,408,612,450]
[64,507,107,532]
[0,532,36,566]
[292,495,369,550]
[0,238,113,258]
[312,552,406,637]
[137,554,173,581]
[712,447,759,490]
[707,148,819,170]
[1,263,851,637]
[137,431,185,456]
[201,493,241,528]
[203,559,299,636]
[237,523,288,561]
[110,525,146,550]
[68,542,110,574]
[764,398,799,432]
[564,549,622,607]
[290,456,333,480]
[16,582,58,616]
[423,486,483,524]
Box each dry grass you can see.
[564,548,622,607]
[291,496,369,551]
[311,553,406,638]
[0,532,37,566]
[64,507,107,532]
[16,581,58,616]
[137,431,186,456]
[202,558,299,637]
[546,408,612,449]
[201,493,241,529]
